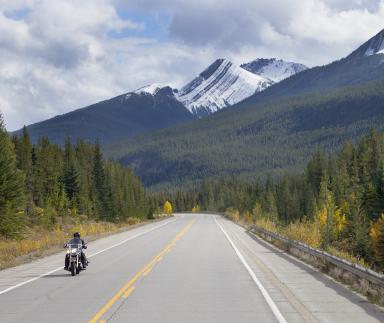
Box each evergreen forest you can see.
[165,130,384,270]
[0,115,152,239]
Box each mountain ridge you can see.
[15,56,305,144]
[235,31,384,110]
[240,58,307,82]
[176,58,272,117]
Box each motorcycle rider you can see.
[64,232,88,270]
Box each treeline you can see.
[168,130,384,269]
[0,115,155,238]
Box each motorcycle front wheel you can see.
[71,262,76,276]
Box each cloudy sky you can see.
[0,0,383,130]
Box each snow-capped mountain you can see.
[348,29,384,58]
[176,58,272,117]
[241,58,307,83]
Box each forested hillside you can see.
[107,79,384,189]
[0,115,152,238]
[166,130,384,270]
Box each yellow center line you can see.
[143,267,153,276]
[122,286,135,299]
[156,255,164,262]
[89,219,196,323]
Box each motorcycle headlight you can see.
[66,250,70,254]
[71,248,77,253]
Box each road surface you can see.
[0,213,383,323]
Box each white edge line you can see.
[214,216,287,323]
[0,217,179,296]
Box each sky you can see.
[0,0,383,131]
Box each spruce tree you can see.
[0,115,25,237]
[376,220,384,269]
[62,136,79,205]
[92,140,110,218]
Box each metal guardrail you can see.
[197,211,384,288]
[249,224,384,288]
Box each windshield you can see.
[68,243,82,249]
[67,238,82,249]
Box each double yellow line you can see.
[89,219,196,323]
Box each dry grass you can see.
[0,217,143,270]
[326,246,370,269]
[256,218,370,269]
[227,210,373,271]
[254,217,322,248]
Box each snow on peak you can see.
[364,29,384,56]
[124,57,307,117]
[241,58,307,82]
[133,83,163,96]
[123,83,164,101]
[348,29,384,58]
[177,58,272,117]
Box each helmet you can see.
[73,232,81,238]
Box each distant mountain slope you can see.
[348,29,384,57]
[239,29,384,108]
[17,86,194,145]
[106,79,384,189]
[176,59,272,117]
[240,58,307,82]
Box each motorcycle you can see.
[65,243,87,276]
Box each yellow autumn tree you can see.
[243,211,253,224]
[163,201,173,215]
[316,177,346,246]
[370,214,384,266]
[252,202,263,221]
[317,206,346,236]
[226,207,240,222]
[192,205,200,213]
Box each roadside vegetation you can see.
[167,130,384,272]
[0,219,140,270]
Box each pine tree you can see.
[0,115,25,237]
[62,136,79,205]
[306,150,326,197]
[376,222,384,269]
[15,126,32,173]
[92,140,110,218]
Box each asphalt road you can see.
[0,213,383,323]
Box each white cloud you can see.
[126,0,384,64]
[0,0,383,130]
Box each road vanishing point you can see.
[0,213,383,323]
